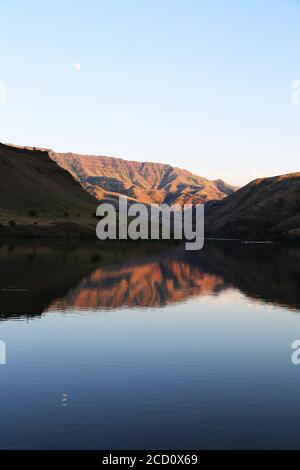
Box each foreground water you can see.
[0,240,299,449]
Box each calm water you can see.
[0,240,300,449]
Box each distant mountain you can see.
[2,142,298,242]
[205,172,300,240]
[50,151,236,206]
[0,143,97,236]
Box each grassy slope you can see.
[0,143,98,231]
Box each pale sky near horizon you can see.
[0,0,300,185]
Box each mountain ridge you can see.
[1,142,299,241]
[49,150,237,206]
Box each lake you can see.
[0,240,300,449]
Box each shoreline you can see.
[0,222,299,244]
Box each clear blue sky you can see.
[0,0,299,185]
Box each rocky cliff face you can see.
[50,151,236,206]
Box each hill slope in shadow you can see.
[205,173,300,240]
[0,143,98,237]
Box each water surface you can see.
[0,241,300,449]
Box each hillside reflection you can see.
[49,259,224,310]
[0,241,299,319]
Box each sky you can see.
[0,0,300,186]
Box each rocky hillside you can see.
[50,151,236,206]
[205,172,300,240]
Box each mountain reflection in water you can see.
[0,240,299,318]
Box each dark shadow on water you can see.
[0,240,299,319]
